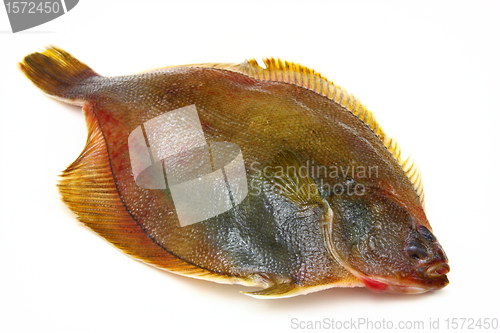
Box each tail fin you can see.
[19,46,98,102]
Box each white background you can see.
[1,1,499,332]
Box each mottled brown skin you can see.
[20,48,449,297]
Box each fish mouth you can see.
[358,261,450,294]
[320,222,449,294]
[420,261,450,278]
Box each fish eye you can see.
[406,241,429,261]
[417,226,437,242]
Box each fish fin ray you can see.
[242,282,298,299]
[58,104,247,284]
[262,151,322,207]
[19,46,97,103]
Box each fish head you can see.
[324,189,449,294]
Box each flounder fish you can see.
[20,47,449,298]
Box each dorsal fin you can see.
[195,58,425,207]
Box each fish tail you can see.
[19,46,98,104]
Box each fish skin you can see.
[20,47,449,298]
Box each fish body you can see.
[20,47,449,298]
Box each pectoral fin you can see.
[262,150,322,206]
[242,282,298,299]
[243,152,336,298]
[261,150,333,222]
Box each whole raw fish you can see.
[20,47,449,298]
